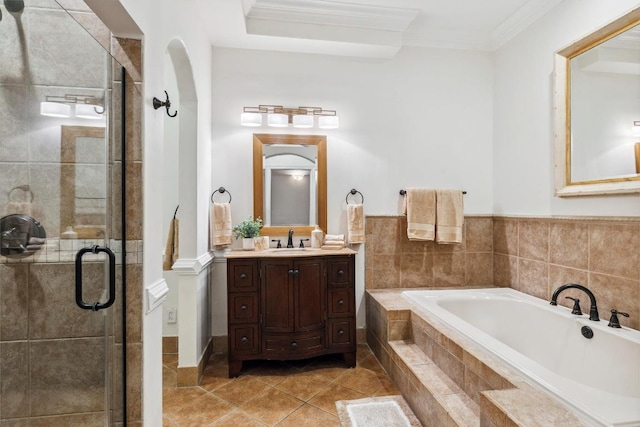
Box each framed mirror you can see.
[253,133,327,236]
[554,7,640,196]
[60,125,107,238]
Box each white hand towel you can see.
[324,234,344,242]
[403,188,435,241]
[210,202,232,248]
[435,189,464,244]
[347,203,365,244]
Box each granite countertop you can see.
[224,247,357,258]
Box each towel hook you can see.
[173,205,179,219]
[152,90,178,118]
[211,187,232,203]
[346,188,364,204]
[8,185,34,203]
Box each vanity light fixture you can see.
[632,121,640,137]
[240,105,339,129]
[40,94,105,119]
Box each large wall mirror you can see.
[253,134,327,236]
[554,7,640,196]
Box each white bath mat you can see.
[335,396,421,427]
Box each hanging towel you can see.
[163,217,179,270]
[210,202,232,248]
[347,203,365,244]
[403,188,436,241]
[435,189,464,244]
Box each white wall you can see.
[493,0,640,216]
[210,46,496,328]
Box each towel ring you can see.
[211,187,232,203]
[8,185,34,203]
[400,189,467,195]
[346,188,364,204]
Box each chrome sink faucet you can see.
[550,283,599,321]
[287,229,294,248]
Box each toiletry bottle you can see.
[311,225,323,248]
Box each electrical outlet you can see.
[167,308,177,324]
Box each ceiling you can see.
[200,0,564,58]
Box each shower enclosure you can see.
[0,1,141,424]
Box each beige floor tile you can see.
[210,409,268,426]
[163,386,208,413]
[275,373,331,401]
[335,366,384,395]
[241,388,304,426]
[212,376,273,406]
[307,384,368,416]
[277,403,341,427]
[165,393,234,426]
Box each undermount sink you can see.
[267,248,307,252]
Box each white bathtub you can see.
[402,288,640,427]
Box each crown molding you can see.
[245,0,419,32]
[491,0,563,50]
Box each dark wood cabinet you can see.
[226,253,356,377]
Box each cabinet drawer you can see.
[263,332,325,357]
[229,325,259,355]
[327,319,355,347]
[228,260,258,292]
[228,293,259,324]
[327,257,353,287]
[328,289,354,317]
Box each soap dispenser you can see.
[311,225,323,248]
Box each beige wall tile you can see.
[589,223,640,280]
[0,265,28,341]
[0,341,29,419]
[466,252,493,286]
[516,259,548,300]
[589,272,639,330]
[493,218,518,256]
[400,253,433,288]
[549,220,588,270]
[518,219,548,262]
[433,253,466,286]
[466,217,493,252]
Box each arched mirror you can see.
[554,7,640,196]
[253,134,327,236]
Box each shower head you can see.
[4,0,24,14]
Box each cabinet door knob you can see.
[240,304,247,311]
[288,269,294,275]
[337,269,344,276]
[291,341,298,349]
[240,273,247,280]
[241,336,248,344]
[338,299,344,306]
[338,329,345,336]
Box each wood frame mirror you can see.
[253,133,327,236]
[553,7,640,196]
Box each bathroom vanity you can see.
[225,248,356,377]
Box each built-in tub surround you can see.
[403,288,640,426]
[365,215,640,330]
[366,289,590,426]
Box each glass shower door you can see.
[0,2,127,425]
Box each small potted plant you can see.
[232,216,263,250]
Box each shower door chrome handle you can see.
[75,245,116,311]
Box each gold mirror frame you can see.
[253,133,327,236]
[554,7,640,196]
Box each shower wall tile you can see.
[27,163,60,239]
[111,38,143,83]
[28,413,105,426]
[0,341,29,419]
[28,263,103,339]
[0,85,29,162]
[55,0,93,12]
[28,9,104,88]
[125,161,143,241]
[0,265,29,341]
[0,18,28,84]
[30,338,105,416]
[69,11,111,52]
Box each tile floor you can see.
[162,344,400,426]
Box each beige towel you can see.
[347,203,365,244]
[163,218,179,270]
[403,188,436,241]
[210,202,232,248]
[435,189,464,244]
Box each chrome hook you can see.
[152,90,177,117]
